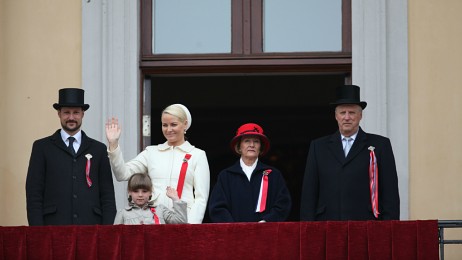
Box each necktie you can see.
[68,137,76,156]
[343,137,352,157]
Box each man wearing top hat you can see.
[26,88,116,225]
[300,85,400,221]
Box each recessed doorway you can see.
[147,73,344,221]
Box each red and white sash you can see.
[177,154,192,199]
[256,169,272,212]
[150,207,161,224]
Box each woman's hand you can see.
[105,117,121,151]
[166,186,180,202]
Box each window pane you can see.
[153,0,231,54]
[263,0,342,52]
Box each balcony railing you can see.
[438,220,462,260]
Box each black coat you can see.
[26,130,116,225]
[208,160,291,222]
[300,127,400,221]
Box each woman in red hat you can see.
[208,123,291,222]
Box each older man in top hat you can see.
[300,85,400,221]
[26,88,116,225]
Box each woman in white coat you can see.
[105,104,210,224]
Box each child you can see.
[114,173,187,224]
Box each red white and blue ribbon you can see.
[256,169,272,212]
[369,146,380,218]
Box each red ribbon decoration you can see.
[150,208,160,224]
[177,154,192,199]
[85,159,92,188]
[256,169,272,212]
[369,149,380,218]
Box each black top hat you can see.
[53,88,90,111]
[330,85,367,109]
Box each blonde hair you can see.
[162,104,187,122]
[162,104,192,131]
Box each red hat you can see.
[230,123,271,156]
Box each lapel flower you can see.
[85,154,93,187]
[368,146,375,151]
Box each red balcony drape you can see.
[0,220,438,260]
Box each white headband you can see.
[174,104,192,131]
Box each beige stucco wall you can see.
[409,1,462,258]
[0,0,81,225]
[409,0,462,220]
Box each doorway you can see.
[148,73,344,221]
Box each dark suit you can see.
[300,127,400,221]
[26,130,116,225]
